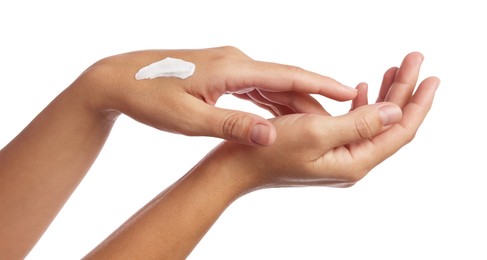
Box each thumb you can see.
[333,102,402,146]
[210,107,277,146]
[184,99,277,146]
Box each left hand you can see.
[77,46,356,146]
[215,52,439,189]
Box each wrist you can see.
[70,59,123,123]
[86,141,264,259]
[201,142,268,197]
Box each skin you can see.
[84,52,439,259]
[88,46,356,145]
[0,46,356,259]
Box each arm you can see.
[85,52,440,259]
[84,143,256,259]
[0,46,351,259]
[0,78,114,258]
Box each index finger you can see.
[229,60,357,101]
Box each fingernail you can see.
[251,124,272,145]
[379,105,402,125]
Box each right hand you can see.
[217,52,439,189]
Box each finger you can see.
[363,77,440,165]
[246,90,295,116]
[232,93,281,117]
[330,102,403,148]
[376,67,398,103]
[177,95,277,146]
[258,90,330,115]
[397,76,440,132]
[228,61,357,101]
[351,82,369,111]
[384,52,424,108]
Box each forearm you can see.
[84,142,257,259]
[0,81,116,258]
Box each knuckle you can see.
[219,45,242,54]
[399,124,418,145]
[221,113,252,142]
[214,46,245,60]
[285,64,305,75]
[353,116,373,140]
[301,116,325,142]
[210,46,247,71]
[404,130,417,144]
[284,65,304,91]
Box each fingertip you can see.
[321,82,357,102]
[406,52,424,64]
[423,76,440,94]
[338,85,358,101]
[411,51,424,57]
[356,82,368,91]
[351,82,369,110]
[386,66,399,75]
[344,84,359,93]
[431,76,441,89]
[420,76,441,92]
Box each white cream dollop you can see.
[135,57,195,80]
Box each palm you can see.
[318,52,438,186]
[261,52,438,188]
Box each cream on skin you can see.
[135,57,195,80]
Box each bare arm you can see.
[0,47,352,258]
[85,52,440,259]
[84,143,256,259]
[0,74,116,258]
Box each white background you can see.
[1,0,486,259]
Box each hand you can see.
[80,53,438,260]
[218,52,439,189]
[77,46,356,145]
